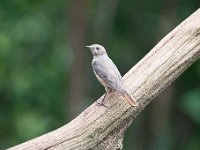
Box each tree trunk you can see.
[68,0,87,118]
[8,8,200,150]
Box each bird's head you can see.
[86,44,107,57]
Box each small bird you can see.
[86,44,138,107]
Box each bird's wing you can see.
[92,59,123,91]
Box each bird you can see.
[86,44,138,107]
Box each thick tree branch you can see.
[8,9,200,150]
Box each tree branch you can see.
[8,9,200,150]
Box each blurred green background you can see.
[0,0,200,149]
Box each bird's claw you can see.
[96,101,108,108]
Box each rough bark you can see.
[8,9,200,150]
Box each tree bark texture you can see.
[8,8,200,150]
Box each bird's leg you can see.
[96,87,112,107]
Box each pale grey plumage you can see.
[87,44,138,106]
[92,54,123,92]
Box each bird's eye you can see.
[96,47,100,50]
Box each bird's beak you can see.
[86,45,92,48]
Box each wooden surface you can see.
[8,8,200,150]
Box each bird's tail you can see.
[123,91,139,107]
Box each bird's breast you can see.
[92,60,96,66]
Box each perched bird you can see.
[86,44,138,107]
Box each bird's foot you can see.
[96,93,108,107]
[96,101,108,108]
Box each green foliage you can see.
[181,89,200,124]
[0,0,69,149]
[14,110,49,141]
